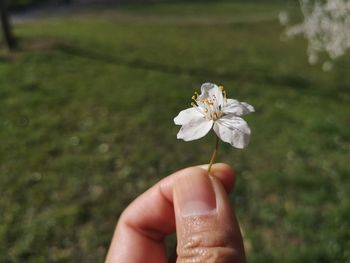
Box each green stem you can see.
[208,135,219,173]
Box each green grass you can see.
[1,1,350,262]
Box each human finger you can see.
[173,170,245,262]
[105,164,235,263]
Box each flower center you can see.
[201,97,223,121]
[191,86,227,121]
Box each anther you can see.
[223,90,227,99]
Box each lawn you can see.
[0,1,350,262]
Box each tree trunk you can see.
[0,0,16,50]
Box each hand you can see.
[106,163,246,263]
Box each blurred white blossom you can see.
[278,11,290,25]
[281,0,350,67]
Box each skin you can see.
[106,163,245,263]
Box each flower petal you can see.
[222,99,255,116]
[177,118,213,141]
[213,115,251,149]
[174,107,203,125]
[197,83,224,106]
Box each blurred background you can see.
[0,0,349,262]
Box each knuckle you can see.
[177,231,243,263]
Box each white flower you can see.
[174,83,254,149]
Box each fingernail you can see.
[174,170,216,217]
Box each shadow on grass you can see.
[0,56,11,63]
[53,42,311,88]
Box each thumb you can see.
[173,167,245,263]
